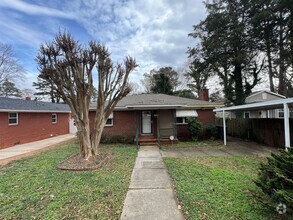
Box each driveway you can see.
[0,134,75,165]
[161,137,279,158]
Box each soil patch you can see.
[57,153,112,171]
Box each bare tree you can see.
[0,43,25,84]
[36,32,137,159]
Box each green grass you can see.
[164,156,290,220]
[161,140,224,150]
[0,141,137,219]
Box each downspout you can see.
[283,103,291,151]
[135,111,139,149]
[173,109,177,140]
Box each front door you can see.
[141,111,152,134]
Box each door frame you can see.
[141,110,153,134]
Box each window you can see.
[278,109,284,118]
[52,114,57,124]
[8,112,18,125]
[176,117,188,124]
[105,118,113,126]
[244,112,250,119]
[105,113,114,126]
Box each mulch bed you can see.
[57,152,112,171]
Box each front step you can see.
[139,142,159,146]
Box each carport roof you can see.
[213,98,293,112]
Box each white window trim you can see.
[278,109,284,118]
[176,117,188,125]
[105,113,114,126]
[244,112,250,119]
[52,113,57,124]
[8,112,18,125]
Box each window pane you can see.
[52,114,57,123]
[278,109,284,118]
[106,118,113,125]
[9,119,17,124]
[9,113,17,118]
[176,117,184,124]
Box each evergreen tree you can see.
[255,149,293,215]
[189,0,262,106]
[150,72,173,95]
[0,79,22,97]
[186,51,212,97]
[142,66,179,94]
[33,77,61,103]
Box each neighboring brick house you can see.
[89,91,222,144]
[0,97,70,149]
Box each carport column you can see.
[223,110,227,145]
[283,103,291,150]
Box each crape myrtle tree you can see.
[36,32,137,159]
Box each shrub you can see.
[204,124,218,138]
[187,117,202,140]
[254,149,293,215]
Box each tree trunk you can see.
[266,40,274,92]
[91,122,105,155]
[278,12,286,96]
[91,106,106,155]
[234,62,245,106]
[77,122,92,159]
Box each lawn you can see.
[161,140,224,151]
[164,156,290,220]
[0,141,137,219]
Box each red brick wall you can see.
[88,109,215,140]
[177,109,215,140]
[197,109,215,125]
[0,112,69,149]
[89,111,136,136]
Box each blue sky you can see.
[0,0,206,90]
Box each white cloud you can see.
[0,0,75,19]
[69,0,205,82]
[0,0,207,90]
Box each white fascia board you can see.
[126,105,183,108]
[213,98,293,112]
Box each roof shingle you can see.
[0,97,70,112]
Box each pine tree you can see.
[255,149,293,215]
[0,79,22,97]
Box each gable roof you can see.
[246,90,286,100]
[90,93,223,110]
[0,97,70,113]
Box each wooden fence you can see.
[215,118,293,148]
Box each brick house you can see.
[0,97,71,149]
[89,91,222,144]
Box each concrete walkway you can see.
[121,145,183,220]
[0,134,75,165]
[161,146,275,158]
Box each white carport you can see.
[213,98,293,150]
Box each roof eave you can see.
[213,98,293,112]
[0,109,71,113]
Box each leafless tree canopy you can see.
[0,43,25,84]
[36,32,137,159]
